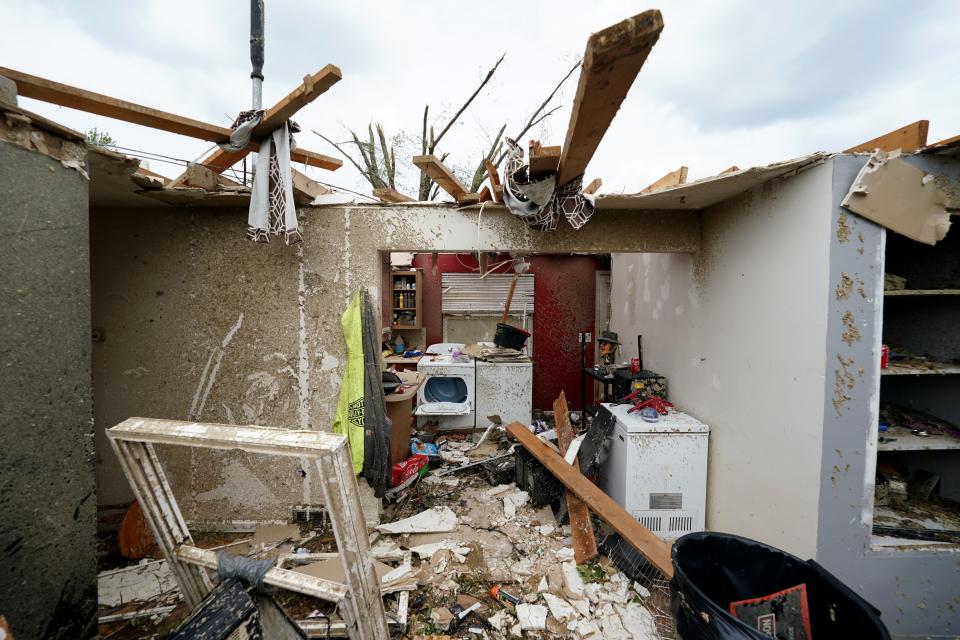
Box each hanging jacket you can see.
[332,291,366,473]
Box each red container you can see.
[631,357,640,374]
[880,344,889,369]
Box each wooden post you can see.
[553,392,599,564]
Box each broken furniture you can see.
[599,403,709,540]
[107,418,389,640]
[384,371,424,464]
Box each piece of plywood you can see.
[556,11,663,185]
[373,187,415,203]
[582,178,602,195]
[528,140,561,177]
[640,166,688,193]
[505,421,673,578]
[841,150,950,245]
[845,120,929,153]
[552,392,598,564]
[413,154,468,201]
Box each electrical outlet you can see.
[578,332,593,343]
[585,332,592,342]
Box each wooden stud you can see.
[528,140,561,177]
[505,421,674,578]
[478,185,493,202]
[292,169,330,202]
[372,187,416,203]
[641,166,688,193]
[107,418,389,640]
[412,154,468,201]
[845,120,929,153]
[923,132,960,153]
[582,178,602,195]
[485,160,503,203]
[720,165,739,174]
[553,392,598,564]
[557,11,663,185]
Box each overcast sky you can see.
[2,0,957,198]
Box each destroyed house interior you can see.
[1,4,960,640]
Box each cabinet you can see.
[390,270,422,330]
[873,230,960,547]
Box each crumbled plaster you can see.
[840,310,861,346]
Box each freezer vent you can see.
[650,493,683,510]
[669,515,694,533]
[637,515,662,532]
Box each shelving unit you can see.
[872,230,960,549]
[390,269,422,330]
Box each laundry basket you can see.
[670,532,891,639]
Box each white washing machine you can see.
[599,402,709,540]
[415,344,476,429]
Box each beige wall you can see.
[92,203,699,527]
[610,162,834,557]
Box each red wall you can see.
[409,253,604,411]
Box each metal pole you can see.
[250,0,264,109]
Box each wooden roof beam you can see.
[582,178,602,195]
[557,11,663,186]
[641,166,688,193]
[528,140,561,177]
[372,187,415,203]
[413,154,470,202]
[845,120,929,153]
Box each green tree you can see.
[85,128,117,149]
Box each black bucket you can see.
[494,323,530,350]
[671,532,891,640]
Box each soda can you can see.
[631,357,640,374]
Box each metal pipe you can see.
[250,0,264,109]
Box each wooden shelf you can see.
[882,360,960,376]
[879,425,960,452]
[885,289,960,297]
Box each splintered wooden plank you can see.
[845,120,929,153]
[528,140,561,177]
[373,187,416,203]
[582,178,602,195]
[413,154,469,201]
[196,141,342,174]
[720,165,740,174]
[292,169,330,202]
[641,166,688,193]
[553,392,598,564]
[506,421,674,578]
[485,160,503,203]
[0,66,232,142]
[557,10,663,185]
[478,185,493,202]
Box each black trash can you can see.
[671,532,891,640]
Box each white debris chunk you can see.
[538,524,555,536]
[584,583,601,604]
[503,490,530,520]
[555,547,575,561]
[537,577,549,593]
[632,582,651,599]
[542,592,577,624]
[516,603,548,631]
[575,619,602,640]
[615,603,659,640]
[598,605,632,640]
[408,541,472,559]
[376,506,458,534]
[488,610,514,633]
[510,622,523,637]
[485,483,514,498]
[561,560,585,599]
[567,597,591,619]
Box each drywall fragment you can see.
[516,603,548,630]
[561,559,586,599]
[488,609,514,633]
[502,490,530,520]
[376,506,458,533]
[575,619,602,640]
[841,150,950,245]
[98,560,178,607]
[408,541,472,559]
[614,603,659,640]
[543,592,578,624]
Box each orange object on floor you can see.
[118,501,159,560]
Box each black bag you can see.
[670,532,891,640]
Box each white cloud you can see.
[1,0,957,197]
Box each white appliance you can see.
[475,360,533,426]
[416,344,476,429]
[600,402,709,540]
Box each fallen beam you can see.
[373,187,416,203]
[845,120,929,153]
[528,140,561,177]
[506,421,673,578]
[413,154,469,201]
[553,393,598,564]
[582,178,602,195]
[177,544,348,603]
[0,66,341,174]
[641,166,688,193]
[557,11,663,185]
[485,160,504,203]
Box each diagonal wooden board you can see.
[553,392,598,564]
[0,65,341,174]
[506,421,674,578]
[413,154,469,201]
[641,166,688,193]
[557,10,663,186]
[845,120,929,153]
